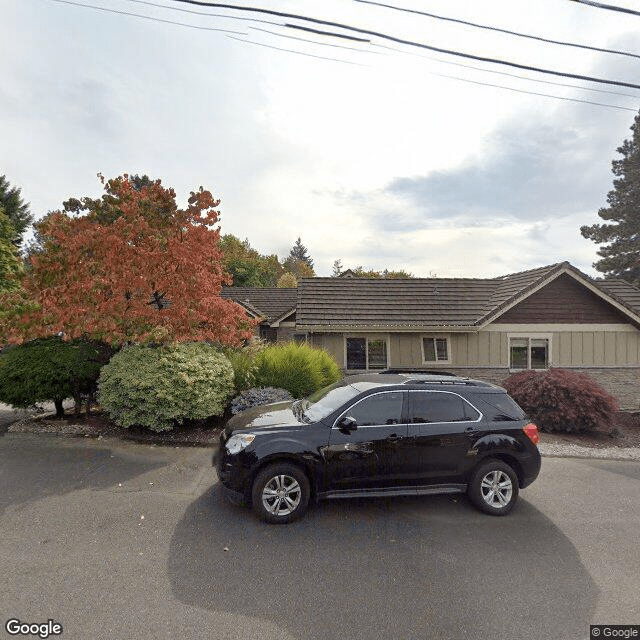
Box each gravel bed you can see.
[539,442,640,461]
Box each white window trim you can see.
[508,333,553,372]
[420,334,452,365]
[344,334,390,371]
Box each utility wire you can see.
[226,35,369,65]
[165,0,640,90]
[127,0,639,99]
[48,0,640,108]
[373,43,640,99]
[428,70,636,111]
[250,26,380,54]
[49,0,246,33]
[354,0,640,60]
[568,0,640,17]
[127,0,282,26]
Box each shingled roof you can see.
[220,287,297,324]
[295,262,640,330]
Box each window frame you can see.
[344,334,390,372]
[421,334,452,365]
[507,333,553,372]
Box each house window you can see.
[422,336,450,364]
[509,336,550,370]
[346,337,388,370]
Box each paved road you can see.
[1,433,638,640]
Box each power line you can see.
[49,0,247,33]
[354,0,640,60]
[47,0,640,108]
[226,35,369,65]
[373,43,640,99]
[127,0,282,26]
[250,27,381,54]
[165,0,640,90]
[126,0,640,100]
[568,0,640,17]
[428,70,636,111]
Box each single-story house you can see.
[220,287,299,343]
[223,262,640,409]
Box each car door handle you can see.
[387,434,402,441]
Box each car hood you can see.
[224,401,301,436]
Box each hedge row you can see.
[0,338,341,431]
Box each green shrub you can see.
[98,342,234,431]
[253,342,341,398]
[503,368,619,433]
[0,337,113,417]
[222,339,265,392]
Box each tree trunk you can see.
[54,399,65,418]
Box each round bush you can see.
[503,368,619,433]
[253,342,341,398]
[0,337,113,417]
[231,387,294,414]
[98,343,234,432]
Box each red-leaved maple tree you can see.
[3,175,255,346]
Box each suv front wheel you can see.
[252,462,311,524]
[468,459,519,516]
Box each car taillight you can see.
[523,423,540,445]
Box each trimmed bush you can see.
[222,339,265,392]
[253,342,341,398]
[0,337,113,417]
[503,368,619,433]
[98,343,234,432]
[231,387,294,414]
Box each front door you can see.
[324,391,408,490]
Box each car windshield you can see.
[295,383,362,423]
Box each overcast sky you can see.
[2,0,640,278]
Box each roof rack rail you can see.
[405,379,477,386]
[380,368,457,376]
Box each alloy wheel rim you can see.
[262,474,301,516]
[480,470,513,508]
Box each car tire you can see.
[467,459,519,516]
[252,462,310,524]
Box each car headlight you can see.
[225,433,256,455]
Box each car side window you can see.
[343,392,404,426]
[409,391,479,423]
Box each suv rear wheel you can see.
[468,459,519,516]
[252,462,310,524]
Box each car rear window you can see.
[473,393,526,421]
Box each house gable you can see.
[494,273,632,325]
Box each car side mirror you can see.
[338,416,358,433]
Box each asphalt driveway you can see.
[0,432,638,640]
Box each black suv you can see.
[214,373,541,524]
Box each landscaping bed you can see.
[537,411,640,449]
[8,410,224,447]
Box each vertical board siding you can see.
[314,328,640,369]
[571,332,583,365]
[594,332,605,365]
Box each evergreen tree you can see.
[0,208,23,292]
[0,175,32,248]
[581,110,640,284]
[287,237,314,268]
